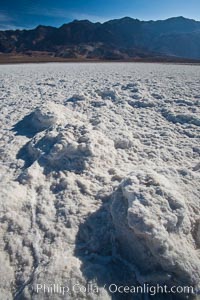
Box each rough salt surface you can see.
[0,63,200,300]
[111,168,200,287]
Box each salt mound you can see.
[30,102,59,131]
[19,101,84,135]
[66,93,86,103]
[128,99,155,108]
[13,100,88,139]
[12,102,60,137]
[111,168,200,289]
[162,108,200,126]
[19,122,116,173]
[97,89,119,101]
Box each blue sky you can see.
[0,0,200,30]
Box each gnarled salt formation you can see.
[111,168,200,291]
[17,104,116,174]
[30,103,58,131]
[162,106,200,127]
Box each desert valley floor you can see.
[0,63,200,300]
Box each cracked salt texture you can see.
[0,63,200,300]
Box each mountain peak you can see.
[71,19,92,24]
[166,16,197,22]
[104,16,139,25]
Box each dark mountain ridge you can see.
[1,16,200,60]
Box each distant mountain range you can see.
[1,16,200,61]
